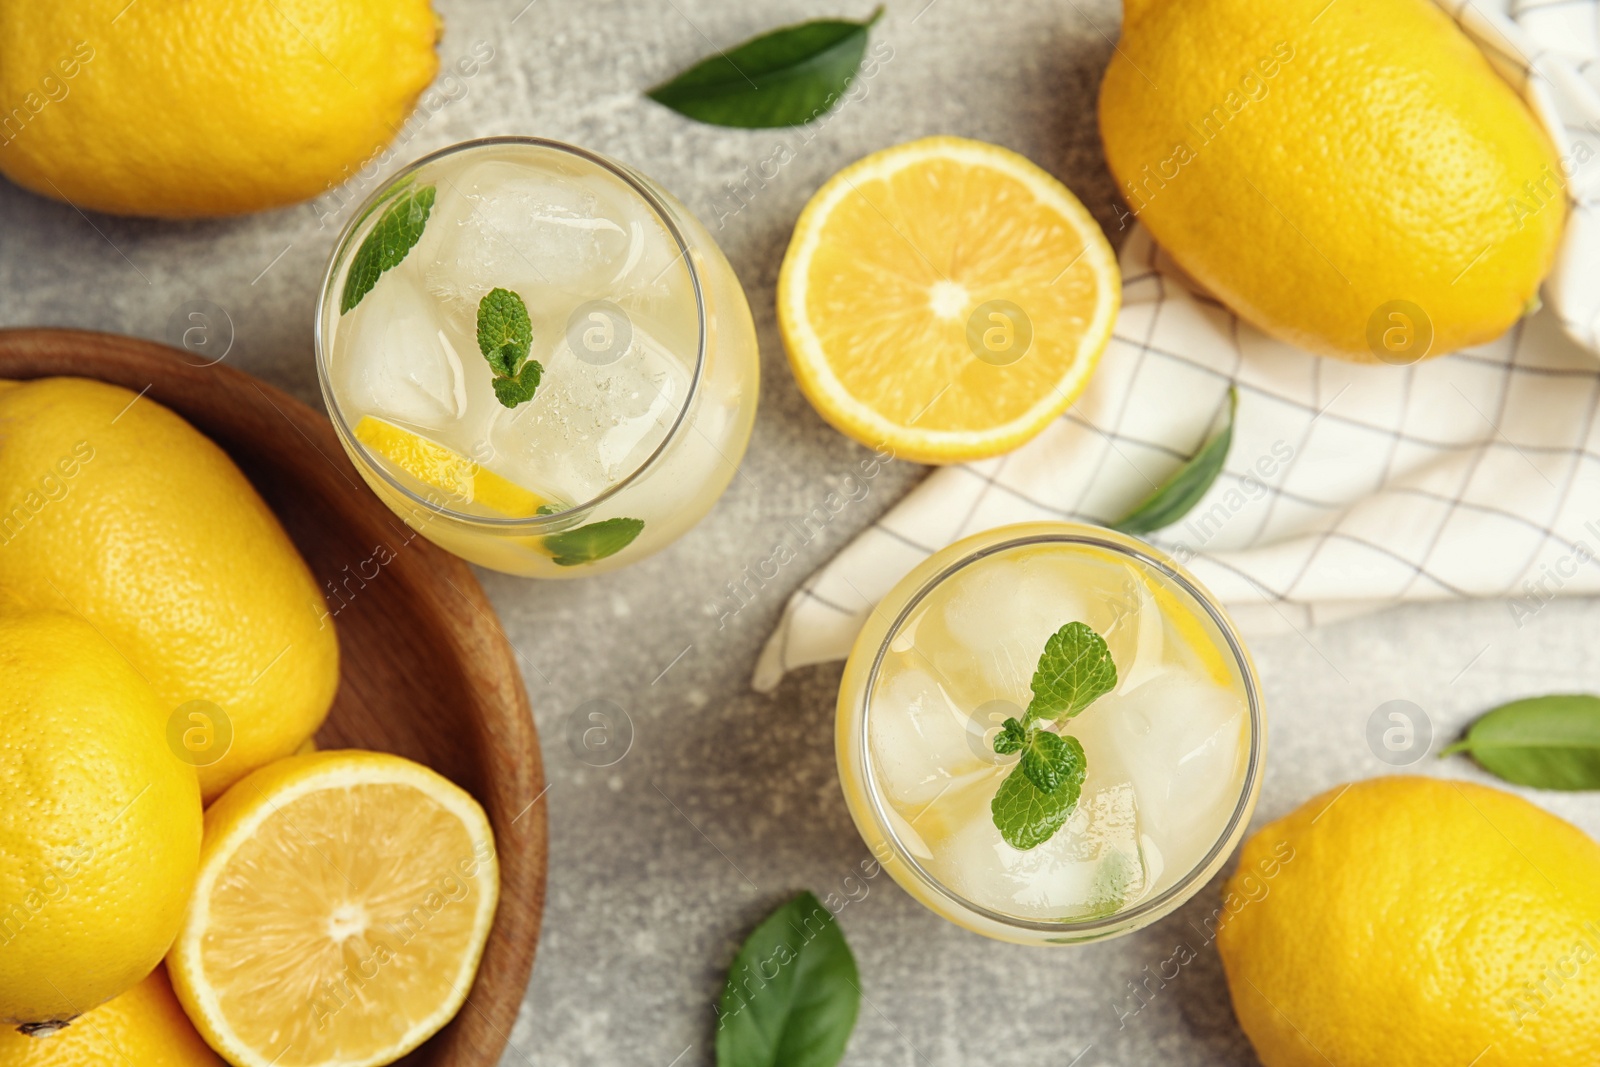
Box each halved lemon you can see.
[778,136,1120,464]
[353,415,546,516]
[167,751,500,1067]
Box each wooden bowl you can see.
[0,328,545,1067]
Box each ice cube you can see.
[930,780,1147,921]
[420,161,629,329]
[586,177,690,304]
[1099,669,1247,850]
[487,319,690,503]
[919,554,1093,710]
[1106,569,1164,695]
[868,665,992,809]
[332,270,466,429]
[591,322,690,478]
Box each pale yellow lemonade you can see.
[837,523,1264,944]
[316,137,759,576]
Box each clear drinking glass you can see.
[836,522,1265,945]
[315,136,759,577]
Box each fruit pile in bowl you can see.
[0,331,543,1067]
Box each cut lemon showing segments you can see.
[167,751,499,1067]
[778,136,1120,465]
[353,414,546,516]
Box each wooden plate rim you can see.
[0,327,544,1067]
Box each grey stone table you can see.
[4,1,1598,1064]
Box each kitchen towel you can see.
[753,0,1600,693]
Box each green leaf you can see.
[715,891,860,1067]
[1026,622,1117,722]
[1019,729,1077,794]
[992,717,1027,756]
[543,517,645,567]
[491,360,543,409]
[1112,386,1237,536]
[991,735,1087,850]
[1440,694,1600,790]
[477,287,534,378]
[340,185,436,314]
[646,7,883,128]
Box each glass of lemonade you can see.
[315,136,759,577]
[837,522,1265,945]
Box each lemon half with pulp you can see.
[778,136,1120,464]
[167,751,499,1067]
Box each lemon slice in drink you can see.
[167,751,499,1067]
[353,415,546,516]
[778,136,1120,464]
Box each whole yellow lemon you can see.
[0,0,440,217]
[0,609,202,1029]
[0,378,339,800]
[1216,776,1600,1066]
[1099,0,1567,361]
[0,967,221,1064]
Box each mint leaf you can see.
[1113,386,1236,535]
[475,289,540,409]
[340,185,436,314]
[477,287,534,378]
[1018,728,1077,793]
[1026,621,1117,722]
[715,891,859,1067]
[648,7,884,129]
[992,717,1027,756]
[544,517,645,567]
[991,735,1086,850]
[491,360,542,408]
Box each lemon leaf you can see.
[1441,694,1600,790]
[1113,386,1237,535]
[715,891,859,1067]
[647,7,883,128]
[340,185,436,314]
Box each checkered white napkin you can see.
[752,0,1600,693]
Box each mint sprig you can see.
[990,622,1117,850]
[476,288,542,409]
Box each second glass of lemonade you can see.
[838,523,1264,945]
[316,137,759,577]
